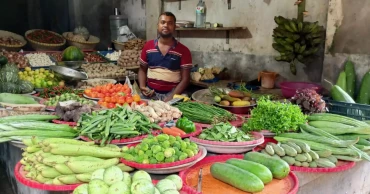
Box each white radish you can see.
[172,112,182,119]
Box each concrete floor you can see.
[0,161,14,194]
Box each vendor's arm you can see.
[138,42,154,96]
[164,47,192,101]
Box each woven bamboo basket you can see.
[112,40,125,51]
[25,29,66,51]
[63,32,100,50]
[0,30,27,51]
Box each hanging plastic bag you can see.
[124,76,133,95]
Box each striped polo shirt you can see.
[140,38,192,93]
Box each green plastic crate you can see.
[324,98,370,120]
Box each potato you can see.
[242,96,251,101]
[136,61,140,65]
[219,101,230,106]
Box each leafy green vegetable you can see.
[242,97,306,134]
[199,122,253,142]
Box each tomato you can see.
[98,93,105,98]
[98,99,104,105]
[118,96,126,104]
[107,103,115,109]
[126,96,133,104]
[91,92,98,98]
[137,100,147,106]
[102,102,108,107]
[101,88,108,93]
[110,96,118,103]
[104,97,111,103]
[133,94,141,102]
[108,89,114,93]
[84,89,92,95]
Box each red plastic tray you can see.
[80,130,161,144]
[253,142,356,173]
[52,120,77,126]
[179,155,299,194]
[190,131,264,146]
[120,144,204,169]
[15,162,81,191]
[196,114,245,128]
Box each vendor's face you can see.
[158,15,175,38]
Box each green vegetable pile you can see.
[199,122,253,142]
[242,98,306,134]
[77,106,161,145]
[122,135,199,164]
[73,170,183,194]
[44,93,94,106]
[175,102,235,124]
[20,137,135,186]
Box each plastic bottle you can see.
[195,0,206,28]
[109,8,128,41]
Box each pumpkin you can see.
[0,82,21,93]
[62,46,84,61]
[18,80,34,94]
[0,63,19,83]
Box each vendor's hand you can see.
[163,94,174,102]
[140,87,154,97]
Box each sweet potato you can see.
[228,90,245,98]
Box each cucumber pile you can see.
[210,152,290,193]
[260,142,337,168]
[20,138,134,185]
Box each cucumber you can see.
[308,121,353,129]
[309,161,317,168]
[281,156,295,165]
[327,155,338,164]
[272,154,281,159]
[356,71,370,104]
[344,60,356,98]
[303,152,312,162]
[315,150,332,158]
[261,150,270,156]
[210,163,264,192]
[294,161,302,166]
[331,85,355,103]
[244,152,290,179]
[336,70,347,91]
[280,144,297,157]
[265,145,275,155]
[268,143,285,156]
[286,142,302,153]
[308,151,319,160]
[226,159,273,184]
[315,158,336,168]
[301,162,310,167]
[295,154,307,162]
[292,141,311,153]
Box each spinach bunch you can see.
[199,122,252,142]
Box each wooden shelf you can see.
[175,27,247,44]
[176,27,246,31]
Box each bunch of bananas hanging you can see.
[272,16,325,74]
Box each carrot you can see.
[162,128,181,136]
[170,127,187,135]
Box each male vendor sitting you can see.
[138,12,192,102]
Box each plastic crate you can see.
[324,98,370,120]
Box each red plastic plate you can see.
[179,155,299,194]
[15,162,81,191]
[120,144,203,169]
[190,132,264,146]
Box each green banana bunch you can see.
[272,16,325,75]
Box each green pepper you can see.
[176,117,196,133]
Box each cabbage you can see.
[131,179,155,194]
[165,175,183,191]
[132,170,151,182]
[91,169,105,180]
[103,166,123,186]
[108,181,130,194]
[155,179,177,193]
[73,184,88,194]
[88,179,109,194]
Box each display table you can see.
[2,141,370,194]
